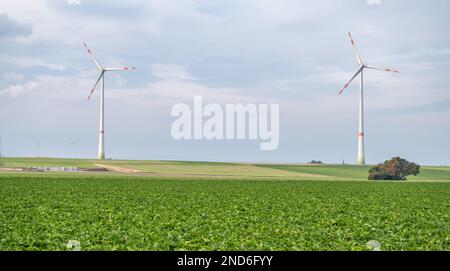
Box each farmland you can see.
[0,158,449,251]
[2,157,450,181]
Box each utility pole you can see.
[0,136,2,158]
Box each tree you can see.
[309,160,323,165]
[368,157,420,181]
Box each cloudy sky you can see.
[1,0,449,165]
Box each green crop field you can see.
[0,158,449,251]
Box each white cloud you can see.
[366,0,382,5]
[0,74,94,99]
[108,75,275,107]
[67,0,82,5]
[0,54,65,71]
[151,64,196,81]
[0,13,33,39]
[0,81,39,97]
[111,74,128,87]
[1,72,25,83]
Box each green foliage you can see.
[0,175,449,251]
[369,157,421,181]
[309,160,323,165]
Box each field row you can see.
[1,175,449,250]
[1,157,450,181]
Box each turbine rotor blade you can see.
[338,67,363,95]
[82,42,102,71]
[87,72,104,100]
[365,65,399,73]
[348,32,363,65]
[104,67,136,71]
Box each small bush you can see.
[309,160,323,165]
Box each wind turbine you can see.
[339,32,399,165]
[68,141,78,159]
[83,42,136,160]
[32,137,40,158]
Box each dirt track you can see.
[93,163,142,173]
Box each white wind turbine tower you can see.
[339,32,399,165]
[83,42,136,160]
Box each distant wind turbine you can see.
[68,141,78,159]
[83,42,136,160]
[32,137,40,158]
[339,32,399,165]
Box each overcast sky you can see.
[1,0,449,165]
